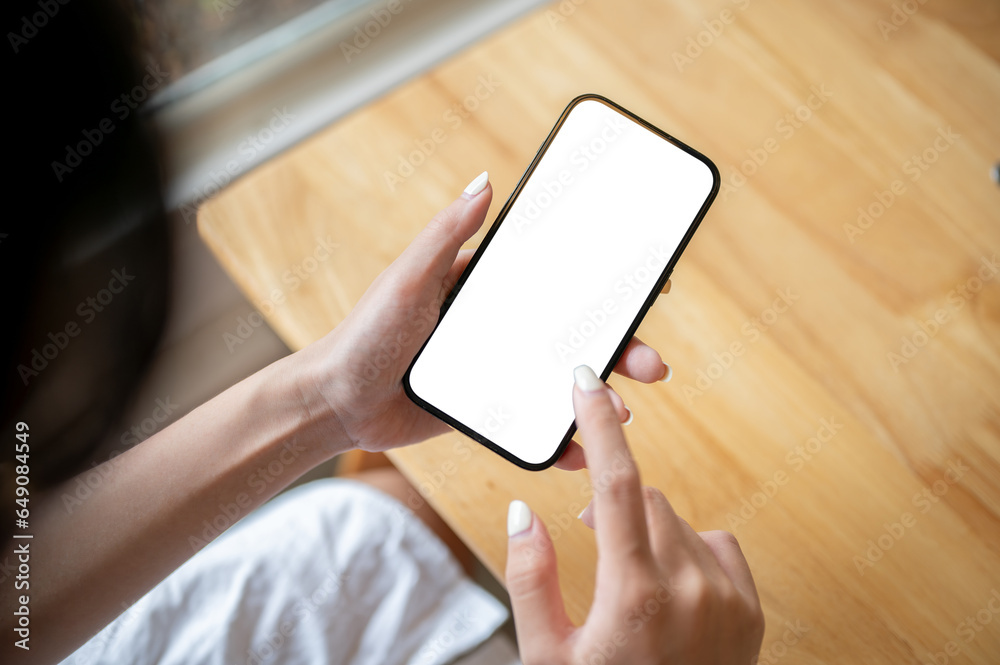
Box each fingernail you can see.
[659,363,673,383]
[463,171,489,197]
[574,365,604,392]
[577,500,593,524]
[507,500,532,537]
[623,407,633,426]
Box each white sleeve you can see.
[61,479,511,665]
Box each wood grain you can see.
[198,0,1000,661]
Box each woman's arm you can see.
[0,179,502,665]
[1,353,348,664]
[2,174,669,663]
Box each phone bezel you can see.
[403,94,721,470]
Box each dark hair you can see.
[2,0,171,511]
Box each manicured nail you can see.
[574,365,604,392]
[659,363,673,383]
[578,500,593,525]
[463,171,489,197]
[623,407,633,426]
[507,500,532,537]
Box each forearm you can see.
[1,351,348,664]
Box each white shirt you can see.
[61,479,519,665]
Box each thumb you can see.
[394,171,492,284]
[505,500,574,660]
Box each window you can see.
[130,0,375,102]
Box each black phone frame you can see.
[403,93,721,471]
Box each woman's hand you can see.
[505,365,764,664]
[302,173,670,466]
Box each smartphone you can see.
[404,95,719,470]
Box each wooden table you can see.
[198,1,1000,661]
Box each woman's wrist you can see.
[272,341,356,461]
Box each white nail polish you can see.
[623,407,633,426]
[659,364,673,383]
[574,365,604,392]
[463,171,489,197]
[577,506,587,519]
[507,500,531,536]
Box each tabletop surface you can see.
[198,0,1000,661]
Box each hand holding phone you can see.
[405,95,719,469]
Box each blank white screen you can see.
[408,98,715,466]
